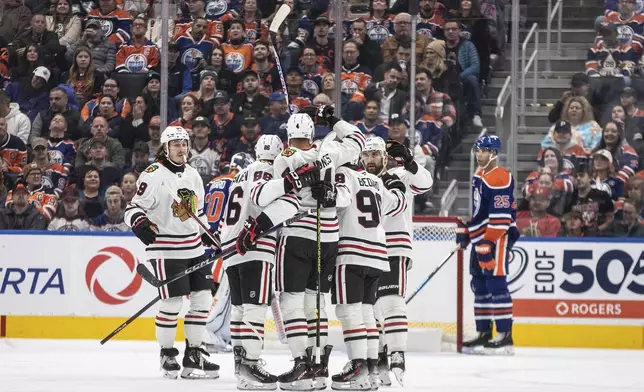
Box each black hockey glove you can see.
[284,163,321,192]
[132,215,159,246]
[386,139,418,174]
[381,172,406,193]
[236,214,272,256]
[311,181,337,208]
[317,104,340,128]
[201,229,221,250]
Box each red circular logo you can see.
[85,247,142,305]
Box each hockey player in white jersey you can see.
[219,134,321,390]
[124,126,221,379]
[329,152,408,391]
[271,106,366,391]
[362,136,433,386]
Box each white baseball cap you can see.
[33,66,51,82]
[594,149,613,164]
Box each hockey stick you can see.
[100,295,160,344]
[269,4,291,113]
[314,199,322,364]
[405,246,460,304]
[136,209,315,288]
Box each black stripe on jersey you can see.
[386,231,409,236]
[344,335,367,342]
[125,203,145,212]
[184,320,207,326]
[156,232,200,238]
[128,212,145,226]
[280,196,299,210]
[288,225,339,234]
[159,310,179,316]
[340,236,386,248]
[155,323,177,328]
[253,183,266,204]
[222,238,236,247]
[384,193,405,216]
[387,244,413,250]
[301,215,338,222]
[147,242,203,252]
[337,251,389,262]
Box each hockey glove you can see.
[381,172,407,193]
[311,181,337,208]
[132,216,159,246]
[201,229,221,250]
[317,105,340,128]
[455,227,470,249]
[386,139,418,174]
[475,239,496,271]
[236,216,269,256]
[284,163,321,192]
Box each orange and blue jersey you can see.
[87,8,133,45]
[204,173,235,232]
[468,167,516,246]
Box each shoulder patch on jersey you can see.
[282,147,297,157]
[144,164,159,173]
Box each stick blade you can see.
[269,4,291,33]
[136,262,161,287]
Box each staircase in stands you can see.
[433,0,604,217]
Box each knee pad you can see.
[242,303,268,324]
[485,276,510,296]
[279,292,304,319]
[190,290,212,311]
[377,295,406,318]
[304,288,326,316]
[336,303,363,326]
[361,303,375,325]
[158,297,183,315]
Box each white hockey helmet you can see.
[161,126,190,149]
[229,152,255,172]
[255,134,284,161]
[286,113,315,141]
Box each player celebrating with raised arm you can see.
[272,107,366,391]
[362,137,433,386]
[456,135,519,355]
[328,142,408,391]
[124,126,221,379]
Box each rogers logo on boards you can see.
[514,298,641,319]
[85,247,142,305]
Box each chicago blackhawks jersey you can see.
[468,167,516,246]
[335,166,406,271]
[219,161,301,267]
[273,120,366,242]
[125,162,207,260]
[115,40,160,73]
[382,164,433,258]
[204,173,234,232]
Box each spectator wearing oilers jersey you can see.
[604,0,644,48]
[175,17,215,94]
[5,163,58,220]
[418,0,446,40]
[353,99,389,139]
[362,0,395,46]
[0,116,27,175]
[174,0,225,45]
[249,40,282,96]
[350,19,383,71]
[46,114,76,169]
[285,67,314,111]
[0,183,47,230]
[340,39,373,101]
[30,137,68,197]
[382,13,431,66]
[221,19,254,74]
[299,47,325,97]
[188,116,221,184]
[115,16,160,74]
[231,69,269,119]
[87,0,133,45]
[593,121,640,183]
[220,0,268,44]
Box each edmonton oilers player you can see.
[203,152,255,352]
[456,135,519,355]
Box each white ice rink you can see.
[1,339,643,392]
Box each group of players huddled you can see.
[123,105,517,390]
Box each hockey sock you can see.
[230,305,243,348]
[304,288,328,349]
[280,291,308,358]
[362,304,379,360]
[156,297,182,348]
[486,276,513,333]
[471,276,493,332]
[378,295,408,352]
[336,303,367,360]
[238,304,267,360]
[374,301,386,353]
[184,290,212,347]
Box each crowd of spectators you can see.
[0,0,504,230]
[516,0,644,238]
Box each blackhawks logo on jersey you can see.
[282,147,297,157]
[171,188,197,222]
[144,164,159,173]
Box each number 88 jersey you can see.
[335,166,407,271]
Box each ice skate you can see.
[367,359,379,391]
[277,356,315,391]
[483,331,514,356]
[159,347,181,379]
[307,345,333,390]
[377,347,391,387]
[331,359,371,391]
[238,356,278,390]
[181,341,220,379]
[462,330,492,355]
[389,352,405,386]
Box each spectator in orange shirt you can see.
[517,186,562,237]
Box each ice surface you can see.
[1,339,643,392]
